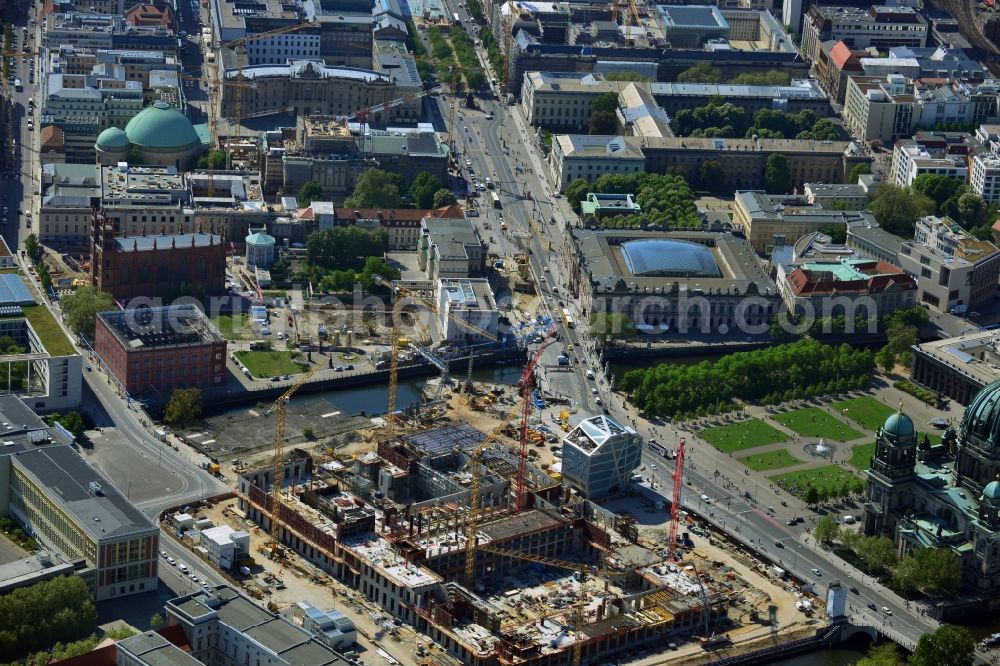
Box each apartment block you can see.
[802,5,928,62]
[891,137,970,187]
[548,135,646,191]
[520,72,625,128]
[435,278,499,343]
[844,75,1000,144]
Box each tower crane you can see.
[372,275,496,442]
[667,437,686,562]
[220,22,318,150]
[267,364,320,556]
[465,335,552,586]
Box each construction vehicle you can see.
[266,364,320,557]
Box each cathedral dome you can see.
[961,380,1000,448]
[984,479,1000,500]
[883,411,914,437]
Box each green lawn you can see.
[212,314,253,341]
[772,407,864,441]
[739,449,803,472]
[22,305,75,356]
[770,464,860,495]
[848,442,876,471]
[830,396,896,432]
[700,419,787,453]
[235,350,307,378]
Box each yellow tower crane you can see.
[268,364,320,555]
[372,276,497,441]
[221,22,318,153]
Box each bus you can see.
[453,12,461,24]
[490,191,501,209]
[648,441,668,458]
[561,308,574,329]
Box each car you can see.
[882,607,892,615]
[335,366,344,372]
[346,364,354,370]
[795,516,805,524]
[774,541,784,548]
[270,376,280,382]
[166,556,176,565]
[160,550,168,558]
[786,519,796,526]
[190,574,199,582]
[595,397,602,405]
[463,127,469,132]
[201,581,211,589]
[810,568,821,576]
[178,563,189,572]
[867,602,877,611]
[281,374,290,380]
[849,586,859,594]
[544,266,550,272]
[650,464,658,470]
[484,114,493,120]
[591,387,598,395]
[586,370,595,379]
[969,311,982,318]
[700,494,710,503]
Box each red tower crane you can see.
[516,334,553,511]
[667,437,686,561]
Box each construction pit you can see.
[161,388,826,666]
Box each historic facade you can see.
[863,392,1000,608]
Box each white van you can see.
[842,515,856,524]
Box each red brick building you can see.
[91,212,227,302]
[94,304,227,395]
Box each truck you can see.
[771,566,787,579]
[13,79,22,91]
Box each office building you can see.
[567,229,780,334]
[313,204,466,250]
[891,137,970,187]
[195,526,250,570]
[803,177,882,210]
[218,61,414,122]
[561,415,642,499]
[435,279,499,343]
[94,305,228,395]
[802,5,928,62]
[417,217,487,280]
[844,75,1000,144]
[863,398,1000,604]
[654,5,730,48]
[0,396,158,601]
[548,135,646,191]
[733,191,879,254]
[520,72,626,128]
[846,216,906,264]
[896,216,1000,312]
[911,329,1000,405]
[814,40,866,104]
[166,586,353,665]
[39,163,102,249]
[860,45,987,81]
[777,258,916,318]
[42,13,178,54]
[96,163,195,239]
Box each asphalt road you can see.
[420,6,940,652]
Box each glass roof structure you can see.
[620,239,722,277]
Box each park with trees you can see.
[565,172,701,228]
[620,338,874,419]
[671,99,838,141]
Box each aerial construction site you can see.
[166,290,816,666]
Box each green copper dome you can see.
[124,101,200,150]
[96,126,129,151]
[883,411,915,437]
[962,379,1000,448]
[984,479,1000,500]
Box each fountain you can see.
[802,438,836,460]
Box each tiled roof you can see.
[830,41,861,71]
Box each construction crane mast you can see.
[516,334,552,511]
[268,365,319,553]
[465,336,551,585]
[222,22,317,153]
[667,437,686,561]
[373,275,496,442]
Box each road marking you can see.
[321,411,341,418]
[202,439,216,444]
[189,432,206,439]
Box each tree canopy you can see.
[0,576,97,660]
[764,153,791,194]
[857,642,904,666]
[432,188,458,208]
[196,149,227,171]
[567,172,701,228]
[893,547,962,598]
[849,162,873,184]
[620,338,874,418]
[671,101,837,141]
[676,62,724,83]
[164,388,202,428]
[409,172,443,209]
[589,313,637,340]
[47,412,87,439]
[588,111,618,135]
[305,226,389,271]
[909,624,975,666]
[344,169,405,208]
[868,184,935,237]
[61,287,115,338]
[296,180,324,207]
[813,515,840,545]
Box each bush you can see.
[894,380,936,405]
